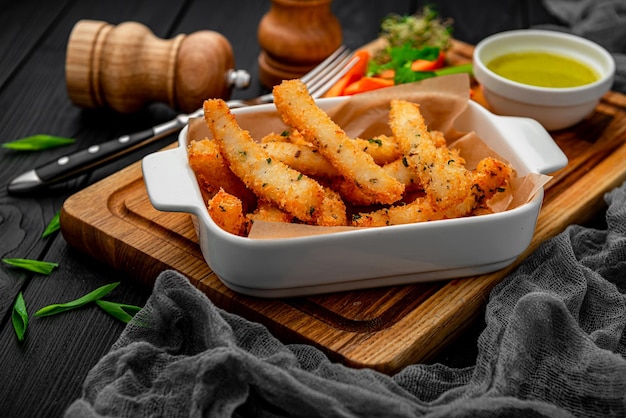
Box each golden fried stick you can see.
[261,128,312,146]
[203,98,325,223]
[317,186,348,226]
[353,100,513,227]
[353,135,401,165]
[390,99,477,218]
[351,196,439,227]
[382,158,422,191]
[247,199,295,224]
[187,138,256,211]
[261,141,339,178]
[273,79,405,205]
[207,188,248,236]
[471,156,514,207]
[352,158,512,227]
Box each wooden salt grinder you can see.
[257,0,342,88]
[65,20,250,114]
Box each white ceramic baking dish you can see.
[142,97,567,297]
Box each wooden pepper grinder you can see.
[65,20,250,114]
[257,0,342,88]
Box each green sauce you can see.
[486,51,598,88]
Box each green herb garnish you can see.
[2,135,75,151]
[368,138,383,147]
[95,300,142,323]
[2,258,58,275]
[12,292,28,342]
[42,211,61,238]
[35,282,120,317]
[379,6,453,51]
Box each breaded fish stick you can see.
[261,141,340,178]
[353,100,513,226]
[203,99,325,223]
[207,188,247,236]
[390,99,476,218]
[273,79,405,205]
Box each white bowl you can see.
[473,29,615,131]
[142,97,567,297]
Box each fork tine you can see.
[304,49,354,96]
[300,45,349,85]
[308,52,360,99]
[226,45,354,109]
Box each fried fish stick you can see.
[261,128,311,146]
[353,135,401,165]
[317,186,348,226]
[247,199,295,224]
[204,99,325,223]
[207,188,247,236]
[390,99,476,218]
[429,130,447,148]
[382,158,422,191]
[351,196,442,227]
[273,79,404,205]
[471,157,514,207]
[187,138,256,211]
[261,141,339,178]
[352,158,512,227]
[352,100,513,227]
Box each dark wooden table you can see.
[0,1,559,416]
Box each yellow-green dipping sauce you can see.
[487,51,598,88]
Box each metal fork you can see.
[8,46,356,194]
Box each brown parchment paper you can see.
[187,74,551,239]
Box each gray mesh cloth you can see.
[64,178,626,417]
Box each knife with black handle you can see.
[7,67,253,195]
[7,112,196,194]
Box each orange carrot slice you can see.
[410,51,446,72]
[342,76,394,95]
[323,49,370,97]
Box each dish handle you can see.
[496,116,568,174]
[142,147,205,215]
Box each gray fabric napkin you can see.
[538,0,626,92]
[65,179,626,417]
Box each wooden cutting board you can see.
[60,40,626,374]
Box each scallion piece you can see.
[12,292,28,342]
[35,282,120,317]
[42,211,61,238]
[95,300,142,323]
[2,134,75,151]
[2,258,58,275]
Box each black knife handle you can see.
[35,128,156,183]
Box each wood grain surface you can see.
[60,41,626,374]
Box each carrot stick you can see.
[323,49,370,97]
[377,68,395,79]
[410,51,446,71]
[342,76,394,95]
